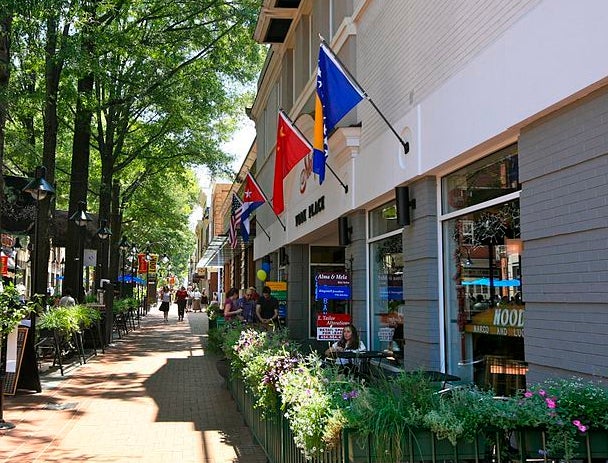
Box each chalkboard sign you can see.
[3,326,28,395]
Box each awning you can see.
[462,278,521,287]
[197,235,232,268]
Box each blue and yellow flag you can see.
[313,42,366,183]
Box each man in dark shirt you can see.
[256,285,279,325]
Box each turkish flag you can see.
[273,110,312,215]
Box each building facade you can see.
[243,0,608,388]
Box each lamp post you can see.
[145,244,151,312]
[1,167,56,430]
[12,238,22,286]
[117,236,130,298]
[69,201,92,302]
[95,219,112,289]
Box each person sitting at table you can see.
[325,324,366,365]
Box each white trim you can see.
[436,178,446,373]
[439,191,521,222]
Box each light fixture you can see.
[69,201,92,227]
[118,236,130,252]
[95,219,112,240]
[22,166,56,201]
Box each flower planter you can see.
[574,430,608,459]
[215,358,230,379]
[345,429,485,462]
[208,318,217,330]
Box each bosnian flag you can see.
[241,172,266,243]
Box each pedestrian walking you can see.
[159,285,171,322]
[191,287,202,312]
[175,285,188,321]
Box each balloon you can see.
[256,269,267,281]
[261,262,271,273]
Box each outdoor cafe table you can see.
[328,350,392,376]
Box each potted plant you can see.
[204,300,222,329]
[0,285,36,337]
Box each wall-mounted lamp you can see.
[395,186,416,226]
[338,216,352,246]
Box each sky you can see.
[189,118,256,229]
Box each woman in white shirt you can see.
[159,286,171,322]
[325,324,366,366]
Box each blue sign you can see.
[315,285,351,300]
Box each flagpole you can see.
[246,172,286,231]
[326,163,348,194]
[319,37,410,154]
[256,218,271,241]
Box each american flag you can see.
[229,194,243,249]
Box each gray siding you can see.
[402,177,441,371]
[519,88,608,380]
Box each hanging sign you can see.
[0,254,8,276]
[315,271,351,300]
[266,281,287,318]
[465,306,524,337]
[316,313,351,341]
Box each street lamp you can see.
[69,201,92,302]
[118,236,130,297]
[12,238,22,286]
[1,167,56,430]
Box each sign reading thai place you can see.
[465,306,524,337]
[315,271,351,300]
[295,196,325,226]
[316,313,351,341]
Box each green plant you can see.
[0,285,35,336]
[510,378,608,460]
[423,386,495,445]
[113,298,137,315]
[204,301,222,320]
[37,307,80,337]
[84,293,98,304]
[72,305,102,328]
[349,370,441,461]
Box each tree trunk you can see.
[0,14,12,205]
[65,0,97,303]
[65,72,94,303]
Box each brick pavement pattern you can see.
[0,307,268,463]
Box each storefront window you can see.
[442,147,525,396]
[309,246,347,338]
[369,201,404,356]
[442,144,519,214]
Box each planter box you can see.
[346,429,485,462]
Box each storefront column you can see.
[402,177,442,371]
[284,244,309,339]
[345,211,368,340]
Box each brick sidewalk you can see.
[0,307,267,463]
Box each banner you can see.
[316,313,351,341]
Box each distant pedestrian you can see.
[175,286,188,321]
[201,289,209,311]
[58,288,76,307]
[159,285,171,322]
[191,287,202,312]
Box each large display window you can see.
[442,145,525,396]
[368,201,404,356]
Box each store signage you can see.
[266,281,287,318]
[316,313,351,341]
[315,271,351,300]
[295,196,325,226]
[465,307,524,337]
